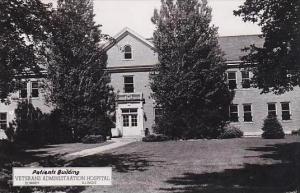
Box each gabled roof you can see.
[147,34,264,62]
[218,35,264,62]
[104,27,264,62]
[104,27,155,51]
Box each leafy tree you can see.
[151,0,233,139]
[234,0,300,94]
[261,115,285,139]
[0,0,51,101]
[46,0,114,140]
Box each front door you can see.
[121,108,140,136]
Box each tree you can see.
[151,0,233,139]
[0,0,51,101]
[234,0,300,94]
[46,0,114,140]
[261,115,285,139]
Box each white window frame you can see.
[124,76,134,93]
[267,103,277,117]
[243,104,253,122]
[229,104,239,122]
[241,70,251,89]
[0,112,7,130]
[31,81,39,98]
[227,71,237,90]
[124,45,132,60]
[281,102,291,120]
[121,108,138,127]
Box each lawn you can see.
[2,136,300,193]
[70,136,300,193]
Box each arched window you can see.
[124,45,132,59]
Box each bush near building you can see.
[5,101,73,146]
[142,134,170,142]
[262,115,285,139]
[220,125,244,139]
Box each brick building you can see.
[0,27,299,139]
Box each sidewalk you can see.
[63,138,137,159]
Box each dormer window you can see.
[124,45,132,59]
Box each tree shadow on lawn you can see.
[68,152,165,173]
[5,149,162,193]
[160,142,300,193]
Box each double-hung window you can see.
[227,72,237,90]
[267,103,277,117]
[124,76,134,93]
[281,102,291,120]
[241,71,251,88]
[229,104,239,122]
[243,104,252,122]
[124,45,132,59]
[31,81,39,98]
[0,113,7,130]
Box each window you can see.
[122,108,137,114]
[154,108,163,123]
[131,115,138,126]
[124,45,132,59]
[227,72,237,89]
[229,104,239,122]
[243,104,252,122]
[241,71,250,88]
[268,103,277,117]
[0,113,7,130]
[31,81,39,98]
[123,115,129,127]
[124,76,134,93]
[19,82,27,98]
[281,102,291,120]
[122,108,138,127]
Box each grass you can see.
[71,136,300,193]
[1,136,300,193]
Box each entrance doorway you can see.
[121,108,140,136]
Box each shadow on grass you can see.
[2,147,161,193]
[161,142,300,193]
[68,153,164,173]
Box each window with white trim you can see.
[124,76,134,93]
[122,108,138,127]
[227,72,237,90]
[241,71,250,88]
[31,81,39,98]
[281,102,291,120]
[229,104,239,122]
[267,103,277,117]
[124,45,132,59]
[0,113,7,130]
[243,104,252,122]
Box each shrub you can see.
[81,135,106,144]
[262,115,285,139]
[220,125,243,139]
[142,134,170,142]
[291,129,300,136]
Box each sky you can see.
[44,0,261,38]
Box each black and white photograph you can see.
[0,0,299,192]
